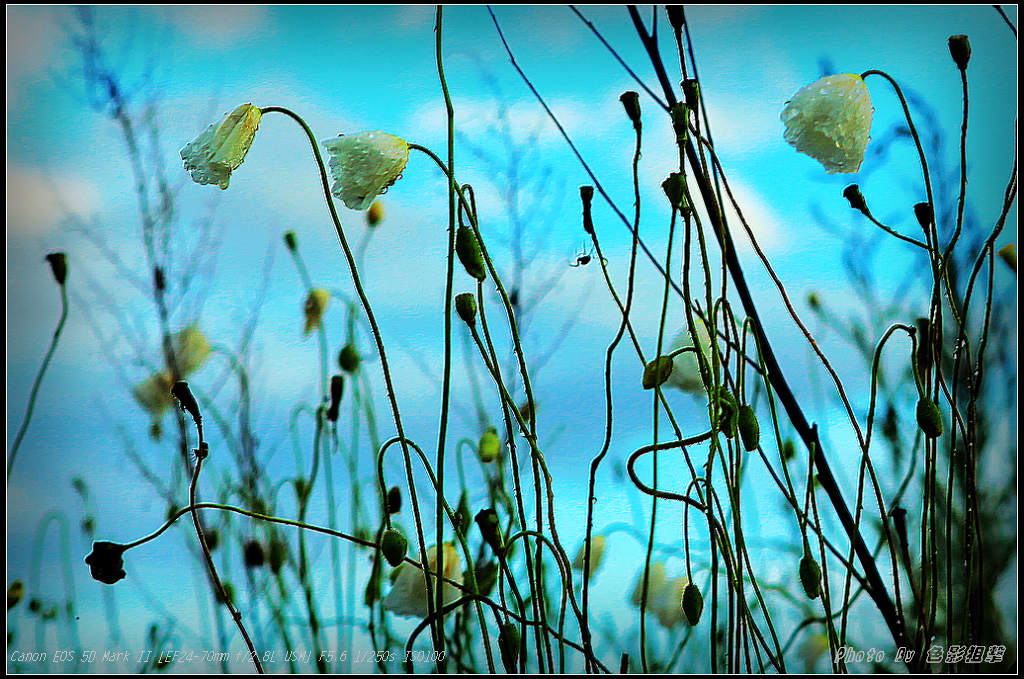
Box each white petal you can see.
[781,74,873,174]
[323,131,409,210]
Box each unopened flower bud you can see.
[808,292,821,310]
[454,491,472,536]
[456,225,487,282]
[580,185,595,234]
[338,343,360,373]
[85,541,128,585]
[498,623,522,673]
[45,252,68,286]
[171,381,201,425]
[244,540,265,568]
[916,397,943,438]
[842,184,869,215]
[455,292,477,326]
[8,581,24,610]
[642,356,674,390]
[682,582,703,625]
[478,427,500,463]
[682,79,701,111]
[366,200,384,227]
[782,439,796,461]
[303,289,330,336]
[799,553,821,599]
[915,317,933,376]
[738,405,760,452]
[713,388,739,437]
[283,230,297,252]
[913,202,934,230]
[948,34,971,70]
[670,102,690,146]
[153,266,166,293]
[380,529,408,568]
[217,582,236,606]
[205,528,219,552]
[474,508,505,557]
[268,537,287,574]
[327,375,344,422]
[386,486,402,514]
[619,91,641,128]
[666,5,684,32]
[662,172,688,212]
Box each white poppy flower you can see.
[173,325,211,376]
[382,543,463,618]
[181,104,262,189]
[666,319,713,394]
[630,563,688,628]
[572,535,605,574]
[322,131,409,210]
[781,74,873,174]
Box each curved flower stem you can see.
[259,105,445,661]
[181,403,263,673]
[8,280,68,480]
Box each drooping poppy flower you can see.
[181,104,262,189]
[781,74,873,174]
[322,131,409,210]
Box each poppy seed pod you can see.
[478,427,500,463]
[642,356,674,390]
[283,231,298,252]
[45,252,68,286]
[948,34,971,70]
[474,508,504,557]
[181,104,262,190]
[842,184,869,215]
[682,582,704,626]
[366,200,385,227]
[666,5,684,32]
[380,530,408,568]
[916,398,943,438]
[323,131,409,210]
[455,225,487,282]
[327,375,344,422]
[338,343,360,373]
[619,91,641,127]
[243,540,265,568]
[85,541,128,585]
[455,292,477,326]
[738,405,760,452]
[799,554,821,599]
[781,74,873,174]
[498,623,522,673]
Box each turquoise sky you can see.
[6,5,1018,673]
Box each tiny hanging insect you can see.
[570,243,605,268]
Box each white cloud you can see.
[6,164,100,237]
[164,6,270,47]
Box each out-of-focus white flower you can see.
[133,372,174,420]
[303,289,330,336]
[630,562,688,628]
[666,319,713,394]
[572,535,605,574]
[382,543,463,618]
[173,325,211,376]
[181,104,262,189]
[322,132,409,210]
[781,74,873,174]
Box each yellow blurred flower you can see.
[133,371,175,421]
[181,104,262,189]
[303,289,330,336]
[781,74,873,174]
[572,535,605,574]
[173,325,211,376]
[323,131,409,210]
[382,543,463,618]
[630,562,688,628]
[366,200,385,227]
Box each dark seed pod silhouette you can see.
[85,541,128,585]
[45,252,68,286]
[338,344,361,373]
[948,34,971,70]
[243,540,265,568]
[386,486,402,514]
[327,375,344,422]
[474,508,504,557]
